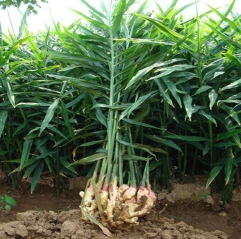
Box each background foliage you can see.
[0,0,48,13]
[0,0,241,204]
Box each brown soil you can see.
[0,176,240,239]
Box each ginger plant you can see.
[47,0,183,233]
[65,0,160,232]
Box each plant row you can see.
[0,0,240,205]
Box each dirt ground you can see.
[0,175,240,239]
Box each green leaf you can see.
[225,148,233,185]
[4,205,11,211]
[132,102,150,121]
[232,133,241,148]
[125,65,155,89]
[204,21,241,50]
[146,134,182,152]
[47,51,106,64]
[17,9,28,40]
[122,155,149,161]
[0,110,8,138]
[36,152,54,160]
[0,62,26,78]
[39,98,60,136]
[165,79,182,108]
[198,110,217,126]
[151,65,196,79]
[59,157,77,175]
[154,79,174,107]
[135,13,185,41]
[183,94,193,120]
[20,139,33,169]
[122,118,159,129]
[23,160,43,178]
[118,38,174,46]
[206,165,223,188]
[119,91,157,121]
[112,0,126,35]
[193,86,212,96]
[92,98,107,128]
[71,9,110,31]
[165,135,208,142]
[214,142,237,147]
[225,52,241,67]
[135,143,168,154]
[16,102,50,108]
[2,78,15,108]
[78,0,106,19]
[209,90,218,110]
[203,141,210,156]
[60,101,75,140]
[216,129,241,141]
[69,153,107,166]
[4,196,16,206]
[25,30,44,62]
[80,140,106,147]
[48,74,108,97]
[220,78,241,91]
[207,4,241,34]
[31,160,45,193]
[2,42,21,64]
[118,139,167,156]
[49,126,68,141]
[66,94,85,108]
[125,59,183,89]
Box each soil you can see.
[0,175,240,239]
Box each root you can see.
[80,183,156,231]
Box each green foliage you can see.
[0,0,241,204]
[0,195,16,211]
[0,0,48,14]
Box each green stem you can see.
[99,157,108,181]
[195,2,215,172]
[106,6,116,167]
[55,81,67,195]
[209,122,214,167]
[182,131,188,183]
[118,132,124,185]
[128,160,136,187]
[55,106,60,195]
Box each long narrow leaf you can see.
[39,98,60,136]
[69,153,107,166]
[183,94,193,120]
[198,110,217,126]
[2,77,15,107]
[60,101,75,139]
[220,78,241,91]
[209,90,218,110]
[20,139,33,169]
[119,91,157,121]
[0,110,8,138]
[165,135,208,142]
[17,9,28,39]
[154,79,174,107]
[31,160,45,193]
[206,165,223,188]
[216,129,241,141]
